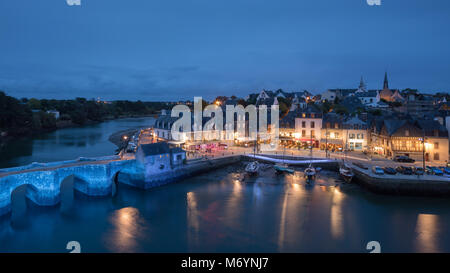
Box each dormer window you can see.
[405,130,409,137]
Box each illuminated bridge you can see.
[0,156,135,216]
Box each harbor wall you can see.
[245,154,339,170]
[118,155,242,190]
[352,167,450,197]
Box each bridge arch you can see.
[10,184,35,226]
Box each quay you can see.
[245,153,450,196]
[351,163,450,196]
[244,154,338,169]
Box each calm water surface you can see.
[0,117,156,168]
[1,117,450,253]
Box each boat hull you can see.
[273,165,295,174]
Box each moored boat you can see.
[245,161,260,176]
[273,163,295,174]
[304,164,316,181]
[339,163,354,182]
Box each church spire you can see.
[359,76,366,91]
[383,71,389,89]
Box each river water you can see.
[1,117,450,253]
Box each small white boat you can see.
[339,163,354,183]
[245,161,260,176]
[304,164,316,181]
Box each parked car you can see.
[430,167,444,176]
[412,167,425,175]
[396,166,413,175]
[383,167,397,175]
[425,166,434,174]
[393,155,415,163]
[372,166,384,175]
[438,166,450,175]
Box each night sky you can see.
[0,0,449,101]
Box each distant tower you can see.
[383,71,389,90]
[359,76,366,92]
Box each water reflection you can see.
[0,117,155,169]
[415,213,440,253]
[330,187,345,240]
[187,192,200,249]
[2,164,450,253]
[277,189,289,251]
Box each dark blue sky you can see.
[0,0,449,101]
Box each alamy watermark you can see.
[367,0,381,6]
[66,0,81,6]
[170,97,279,151]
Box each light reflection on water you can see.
[1,164,450,252]
[106,207,146,253]
[330,187,345,240]
[415,214,440,253]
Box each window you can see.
[355,143,362,150]
[302,113,306,118]
[311,130,315,137]
[335,133,339,138]
[434,153,440,161]
[405,130,409,137]
[334,123,339,129]
[349,134,355,139]
[302,121,306,128]
[302,130,306,137]
[311,113,315,118]
[311,121,315,128]
[434,142,439,149]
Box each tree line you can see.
[0,91,172,137]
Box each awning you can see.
[298,138,317,142]
[168,141,185,145]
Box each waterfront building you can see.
[154,110,179,141]
[294,107,322,148]
[280,106,322,147]
[370,117,448,163]
[320,113,344,151]
[342,117,369,151]
[320,114,369,152]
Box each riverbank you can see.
[0,114,157,144]
[108,129,140,149]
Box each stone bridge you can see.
[0,156,136,216]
